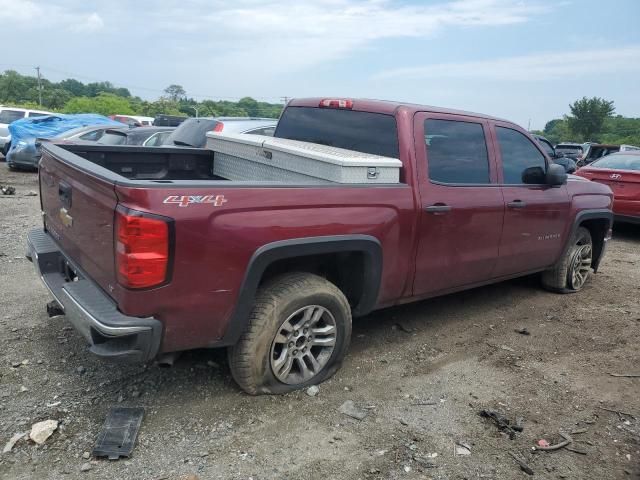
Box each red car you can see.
[576,152,640,224]
[28,98,613,394]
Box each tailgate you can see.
[39,145,118,295]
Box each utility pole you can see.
[527,118,531,131]
[35,66,43,106]
[189,106,199,117]
[280,96,290,105]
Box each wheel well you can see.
[260,252,365,309]
[579,218,609,271]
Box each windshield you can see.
[0,110,25,124]
[591,153,640,170]
[275,106,399,158]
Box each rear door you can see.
[39,145,119,294]
[412,113,504,295]
[491,123,570,276]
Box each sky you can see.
[1,0,639,129]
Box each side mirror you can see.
[522,166,546,184]
[546,163,567,186]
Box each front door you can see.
[491,123,570,277]
[412,114,504,296]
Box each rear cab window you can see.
[275,106,399,159]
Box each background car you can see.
[1,106,54,156]
[109,114,155,127]
[153,114,188,127]
[575,152,640,224]
[163,117,277,148]
[533,134,577,173]
[97,126,175,146]
[578,143,621,166]
[6,114,120,169]
[555,142,585,162]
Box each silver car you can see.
[163,117,278,148]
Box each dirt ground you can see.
[0,164,638,480]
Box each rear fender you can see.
[219,235,382,346]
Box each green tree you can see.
[63,93,134,116]
[164,84,186,102]
[41,88,72,110]
[543,118,571,144]
[566,97,615,142]
[58,78,86,97]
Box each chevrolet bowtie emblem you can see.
[59,207,73,227]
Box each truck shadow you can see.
[612,222,640,242]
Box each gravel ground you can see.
[0,165,639,480]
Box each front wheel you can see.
[228,272,352,395]
[542,226,593,293]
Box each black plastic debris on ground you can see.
[479,409,523,440]
[92,407,144,460]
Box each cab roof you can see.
[287,97,510,123]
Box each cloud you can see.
[72,12,104,32]
[373,45,640,81]
[0,0,103,31]
[143,0,550,72]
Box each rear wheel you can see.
[228,272,352,395]
[542,226,592,293]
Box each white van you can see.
[0,106,54,155]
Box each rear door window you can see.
[275,106,399,158]
[0,110,26,124]
[496,127,547,184]
[424,119,490,184]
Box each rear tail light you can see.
[319,98,353,109]
[212,122,224,132]
[115,208,173,289]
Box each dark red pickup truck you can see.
[27,98,613,394]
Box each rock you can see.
[306,386,319,397]
[20,386,28,393]
[76,366,86,374]
[29,419,58,445]
[454,442,471,456]
[82,451,90,459]
[338,400,368,420]
[3,432,26,453]
[80,462,91,472]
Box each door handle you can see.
[424,204,452,214]
[507,200,526,208]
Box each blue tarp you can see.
[6,114,121,166]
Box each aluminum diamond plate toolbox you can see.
[206,132,401,184]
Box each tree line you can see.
[0,70,283,119]
[532,97,640,146]
[1,71,638,144]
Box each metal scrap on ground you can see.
[92,407,144,460]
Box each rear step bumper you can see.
[26,228,162,363]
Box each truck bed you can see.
[46,143,223,181]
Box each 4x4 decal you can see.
[163,195,227,207]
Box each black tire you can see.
[228,272,352,395]
[541,226,593,293]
